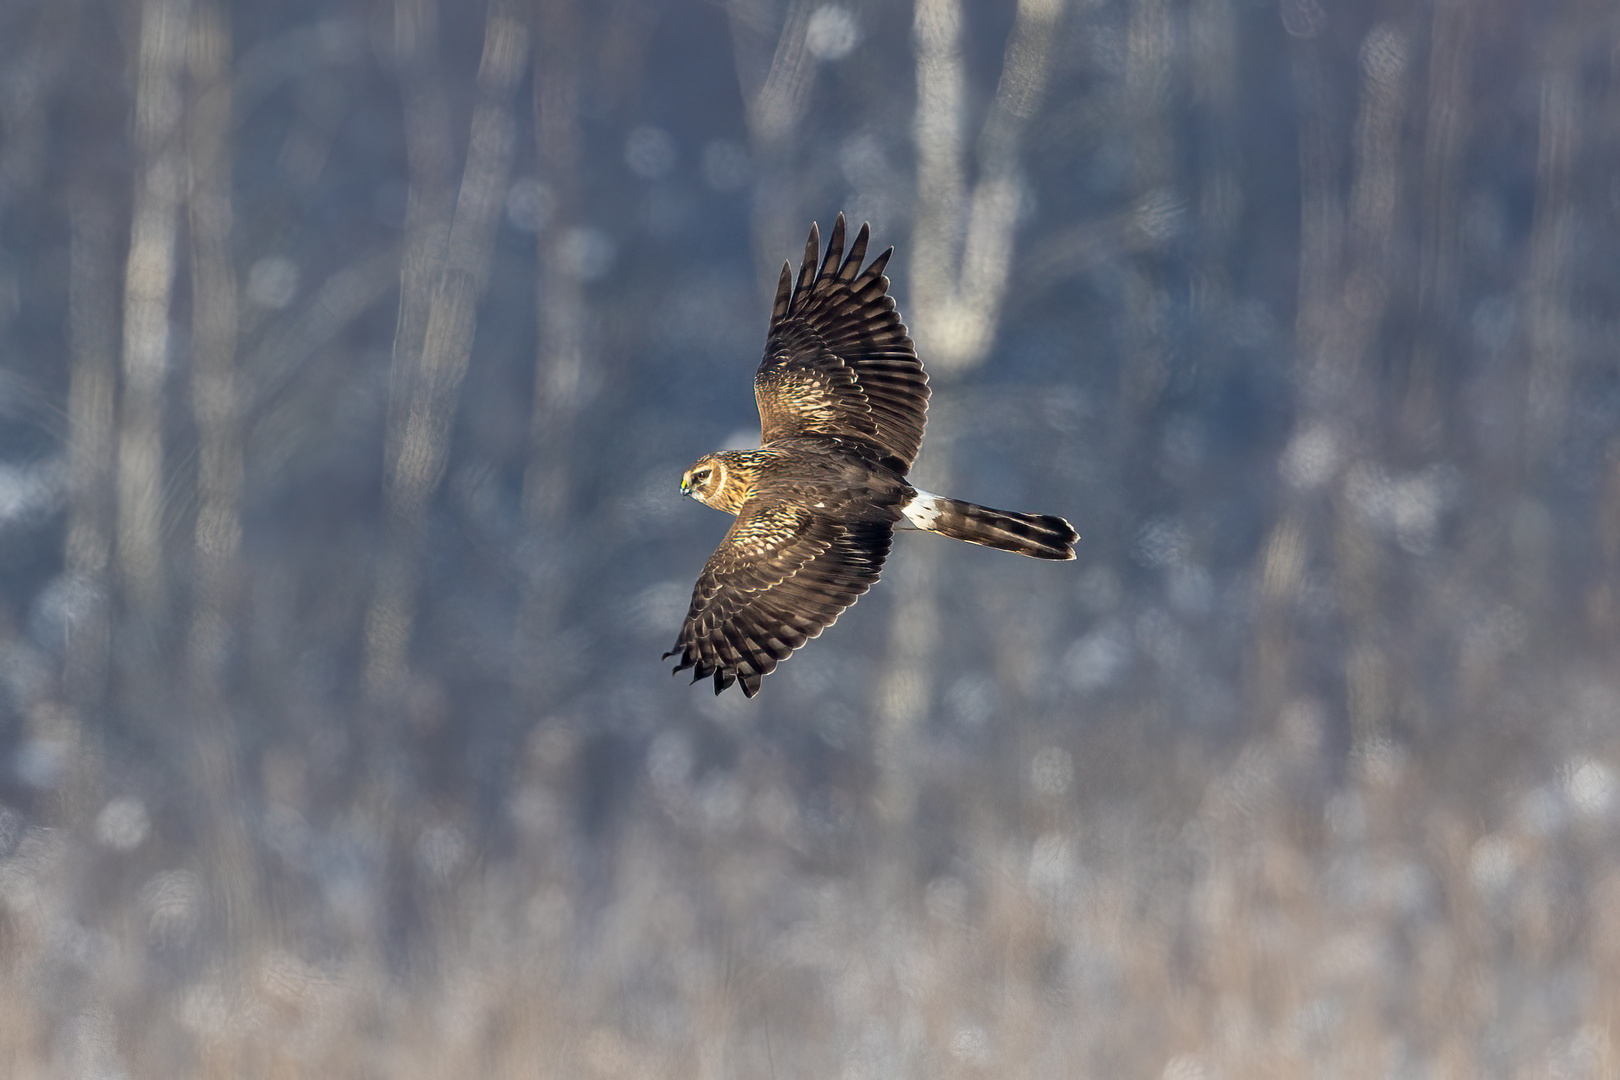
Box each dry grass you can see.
[5,679,1618,1079]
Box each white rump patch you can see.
[901,490,943,530]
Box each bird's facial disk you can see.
[680,459,718,502]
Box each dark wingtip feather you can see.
[819,214,846,280]
[840,222,871,280]
[794,222,820,307]
[772,261,793,320]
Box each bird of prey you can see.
[666,215,1078,697]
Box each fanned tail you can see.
[902,492,1077,561]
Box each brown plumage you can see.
[667,215,1078,697]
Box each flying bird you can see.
[666,215,1078,697]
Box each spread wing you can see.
[664,495,892,697]
[755,214,929,473]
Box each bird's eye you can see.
[696,469,711,481]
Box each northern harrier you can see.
[666,215,1077,697]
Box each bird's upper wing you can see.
[665,493,891,697]
[755,214,929,473]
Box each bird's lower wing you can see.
[666,501,891,697]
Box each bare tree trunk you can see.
[1335,24,1411,751]
[1503,58,1582,635]
[1595,437,1620,642]
[875,0,1063,827]
[117,0,193,627]
[1589,41,1620,644]
[514,0,584,703]
[1402,0,1473,449]
[184,0,260,951]
[1117,0,1174,415]
[1255,22,1414,753]
[63,192,120,822]
[1189,0,1239,292]
[908,0,966,357]
[364,0,529,704]
[1246,32,1342,732]
[362,0,456,706]
[187,0,242,688]
[910,0,1063,374]
[354,0,527,963]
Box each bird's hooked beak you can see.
[679,474,693,497]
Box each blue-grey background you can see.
[1,0,1618,1075]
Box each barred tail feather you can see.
[903,492,1078,561]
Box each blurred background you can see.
[1,0,1618,1075]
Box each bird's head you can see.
[679,453,730,510]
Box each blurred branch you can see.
[729,0,819,298]
[1344,24,1409,367]
[742,0,816,143]
[1523,71,1580,462]
[232,22,346,119]
[363,0,530,701]
[1012,200,1194,314]
[1249,508,1308,728]
[117,0,194,621]
[363,0,455,705]
[242,248,402,429]
[0,0,80,204]
[1189,0,1240,268]
[594,0,657,115]
[381,0,456,486]
[1288,40,1343,398]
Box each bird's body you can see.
[684,440,909,522]
[667,215,1078,697]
